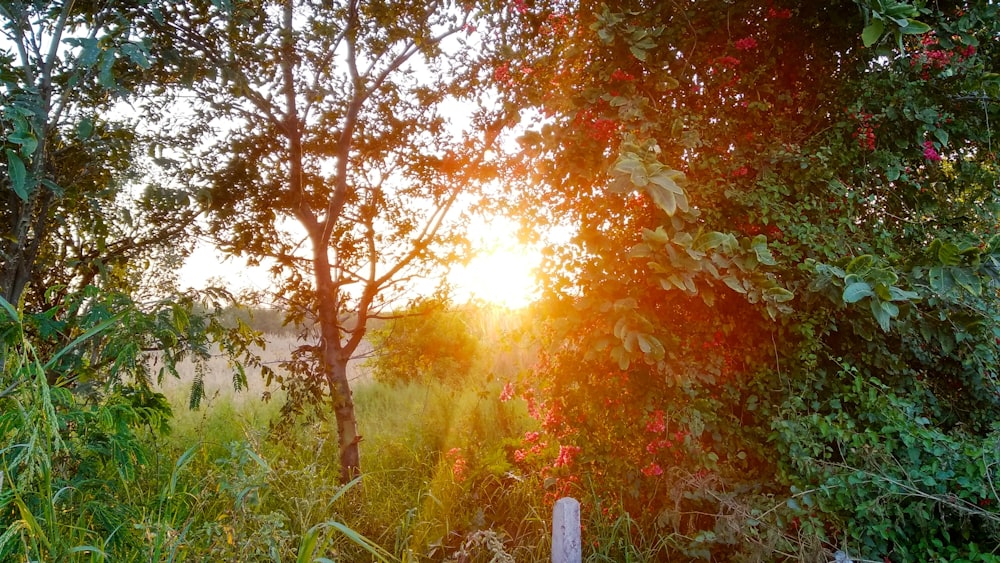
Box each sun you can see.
[449,221,540,308]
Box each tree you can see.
[500,0,1000,559]
[148,0,518,481]
[1,1,203,309]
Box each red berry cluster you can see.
[909,34,976,79]
[852,111,877,151]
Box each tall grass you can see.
[3,299,669,561]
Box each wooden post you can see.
[551,497,581,563]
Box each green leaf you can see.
[899,19,932,35]
[7,130,37,155]
[628,243,652,258]
[647,184,677,215]
[846,255,875,275]
[642,226,671,245]
[764,286,794,303]
[649,169,685,195]
[612,346,631,370]
[646,169,688,215]
[693,231,728,252]
[937,242,961,266]
[121,42,151,69]
[0,295,20,323]
[613,156,647,187]
[870,299,892,332]
[862,19,885,47]
[951,267,981,296]
[888,286,919,301]
[933,128,949,146]
[881,301,899,318]
[751,236,776,266]
[884,3,918,18]
[928,266,952,293]
[44,313,124,370]
[629,45,648,61]
[5,149,28,201]
[722,275,746,294]
[296,525,321,563]
[636,333,664,359]
[843,282,874,303]
[77,118,94,140]
[99,50,117,88]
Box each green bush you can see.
[366,300,482,386]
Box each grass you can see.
[147,323,553,561]
[1,304,656,561]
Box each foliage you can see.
[497,0,1000,560]
[366,299,483,386]
[144,0,523,480]
[0,286,267,561]
[1,0,201,308]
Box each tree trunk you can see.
[330,354,361,483]
[313,235,362,483]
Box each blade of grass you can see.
[0,295,20,323]
[13,495,51,552]
[168,442,201,498]
[295,524,321,563]
[324,520,398,562]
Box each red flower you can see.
[923,140,942,162]
[446,448,468,482]
[493,62,512,84]
[767,6,793,19]
[553,445,581,468]
[713,55,741,68]
[645,410,666,433]
[641,463,663,476]
[734,37,758,51]
[610,68,635,82]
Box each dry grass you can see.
[154,333,373,409]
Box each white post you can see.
[551,497,581,563]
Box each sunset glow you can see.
[449,221,540,308]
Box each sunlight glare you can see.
[450,221,539,308]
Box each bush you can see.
[366,300,482,386]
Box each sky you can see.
[178,216,542,308]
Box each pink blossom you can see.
[553,445,581,468]
[446,448,468,482]
[645,410,666,434]
[500,381,515,402]
[493,62,512,84]
[923,140,942,162]
[713,55,741,68]
[641,463,664,477]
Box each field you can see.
[144,310,573,562]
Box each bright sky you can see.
[178,216,541,308]
[448,217,541,308]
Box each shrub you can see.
[366,299,481,386]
